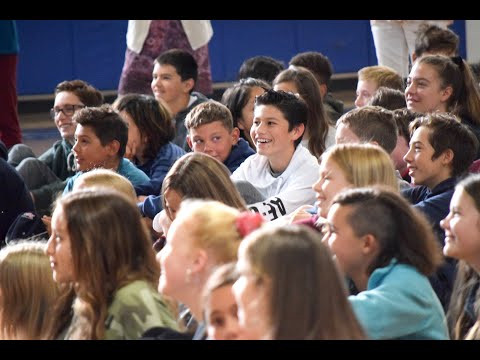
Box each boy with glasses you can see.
[8,79,103,215]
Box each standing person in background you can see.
[118,20,213,97]
[0,20,22,149]
[411,23,459,62]
[370,20,453,78]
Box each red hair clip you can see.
[235,211,265,238]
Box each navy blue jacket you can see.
[223,138,255,173]
[134,142,185,197]
[0,158,36,244]
[401,177,457,311]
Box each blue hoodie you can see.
[349,259,449,340]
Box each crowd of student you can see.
[1,23,480,340]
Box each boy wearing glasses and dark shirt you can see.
[7,80,104,215]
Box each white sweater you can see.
[126,20,213,54]
[231,145,319,221]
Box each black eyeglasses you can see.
[50,104,85,119]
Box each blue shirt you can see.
[401,177,457,310]
[349,259,449,340]
[134,142,185,196]
[63,158,150,194]
[223,138,255,173]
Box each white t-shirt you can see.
[231,144,319,221]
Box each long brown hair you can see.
[446,174,480,339]
[161,153,247,220]
[243,225,366,339]
[417,55,480,125]
[0,241,61,339]
[274,66,331,158]
[57,190,160,339]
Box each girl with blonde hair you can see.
[0,241,60,339]
[290,143,398,227]
[157,199,263,339]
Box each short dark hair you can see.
[392,108,423,143]
[254,89,307,147]
[409,113,479,177]
[55,79,104,107]
[73,105,128,158]
[237,56,285,84]
[368,86,406,110]
[289,51,334,87]
[155,48,198,83]
[332,186,443,276]
[221,77,271,129]
[415,23,459,58]
[113,94,174,160]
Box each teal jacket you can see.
[349,259,449,340]
[63,158,150,194]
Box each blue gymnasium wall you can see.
[16,20,466,96]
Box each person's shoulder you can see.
[236,138,256,155]
[116,279,155,297]
[163,141,186,155]
[292,145,320,168]
[237,152,267,170]
[192,91,209,102]
[48,139,69,155]
[65,172,81,189]
[111,280,159,309]
[122,158,149,177]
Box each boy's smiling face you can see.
[187,120,239,164]
[251,104,303,162]
[403,126,452,189]
[72,124,115,172]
